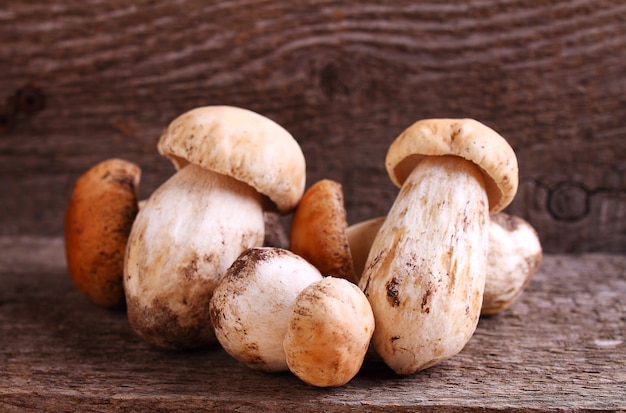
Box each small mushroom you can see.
[359,118,518,375]
[283,276,375,387]
[482,212,542,315]
[124,106,306,350]
[209,247,323,372]
[289,179,357,283]
[64,158,141,308]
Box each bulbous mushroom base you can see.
[124,164,265,350]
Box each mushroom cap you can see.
[289,179,356,283]
[385,118,518,214]
[157,105,306,213]
[64,158,140,308]
[283,276,375,387]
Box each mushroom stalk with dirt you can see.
[358,119,518,375]
[346,213,541,315]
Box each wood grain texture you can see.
[0,237,624,411]
[1,0,625,252]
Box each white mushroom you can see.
[359,118,518,375]
[124,106,306,350]
[483,212,542,315]
[209,247,323,372]
[283,276,375,387]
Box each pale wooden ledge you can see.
[1,237,624,412]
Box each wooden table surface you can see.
[1,237,624,412]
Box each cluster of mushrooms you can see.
[64,106,542,387]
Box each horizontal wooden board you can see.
[1,0,625,252]
[0,237,624,412]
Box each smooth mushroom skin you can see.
[124,165,264,350]
[209,247,323,372]
[283,277,375,387]
[64,158,140,308]
[290,179,356,283]
[360,118,518,375]
[482,212,542,315]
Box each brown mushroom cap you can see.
[289,179,356,283]
[157,105,306,213]
[385,118,518,213]
[64,158,140,308]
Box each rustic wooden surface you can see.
[1,0,625,253]
[0,236,624,412]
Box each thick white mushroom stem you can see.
[359,155,489,375]
[124,164,264,350]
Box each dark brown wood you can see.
[0,237,624,412]
[0,0,625,253]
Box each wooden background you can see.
[1,0,625,253]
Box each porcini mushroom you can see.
[65,158,140,308]
[209,247,323,372]
[283,276,375,387]
[124,106,306,350]
[359,118,518,375]
[482,212,542,315]
[289,179,357,282]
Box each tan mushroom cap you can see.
[289,179,356,283]
[157,105,306,213]
[385,118,518,214]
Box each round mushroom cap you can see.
[289,179,356,283]
[64,158,140,308]
[157,106,306,213]
[385,118,518,214]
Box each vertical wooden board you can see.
[0,0,625,252]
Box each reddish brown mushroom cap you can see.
[64,158,140,308]
[289,179,356,283]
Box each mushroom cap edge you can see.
[385,118,518,214]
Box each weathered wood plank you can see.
[1,0,625,253]
[0,237,624,412]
